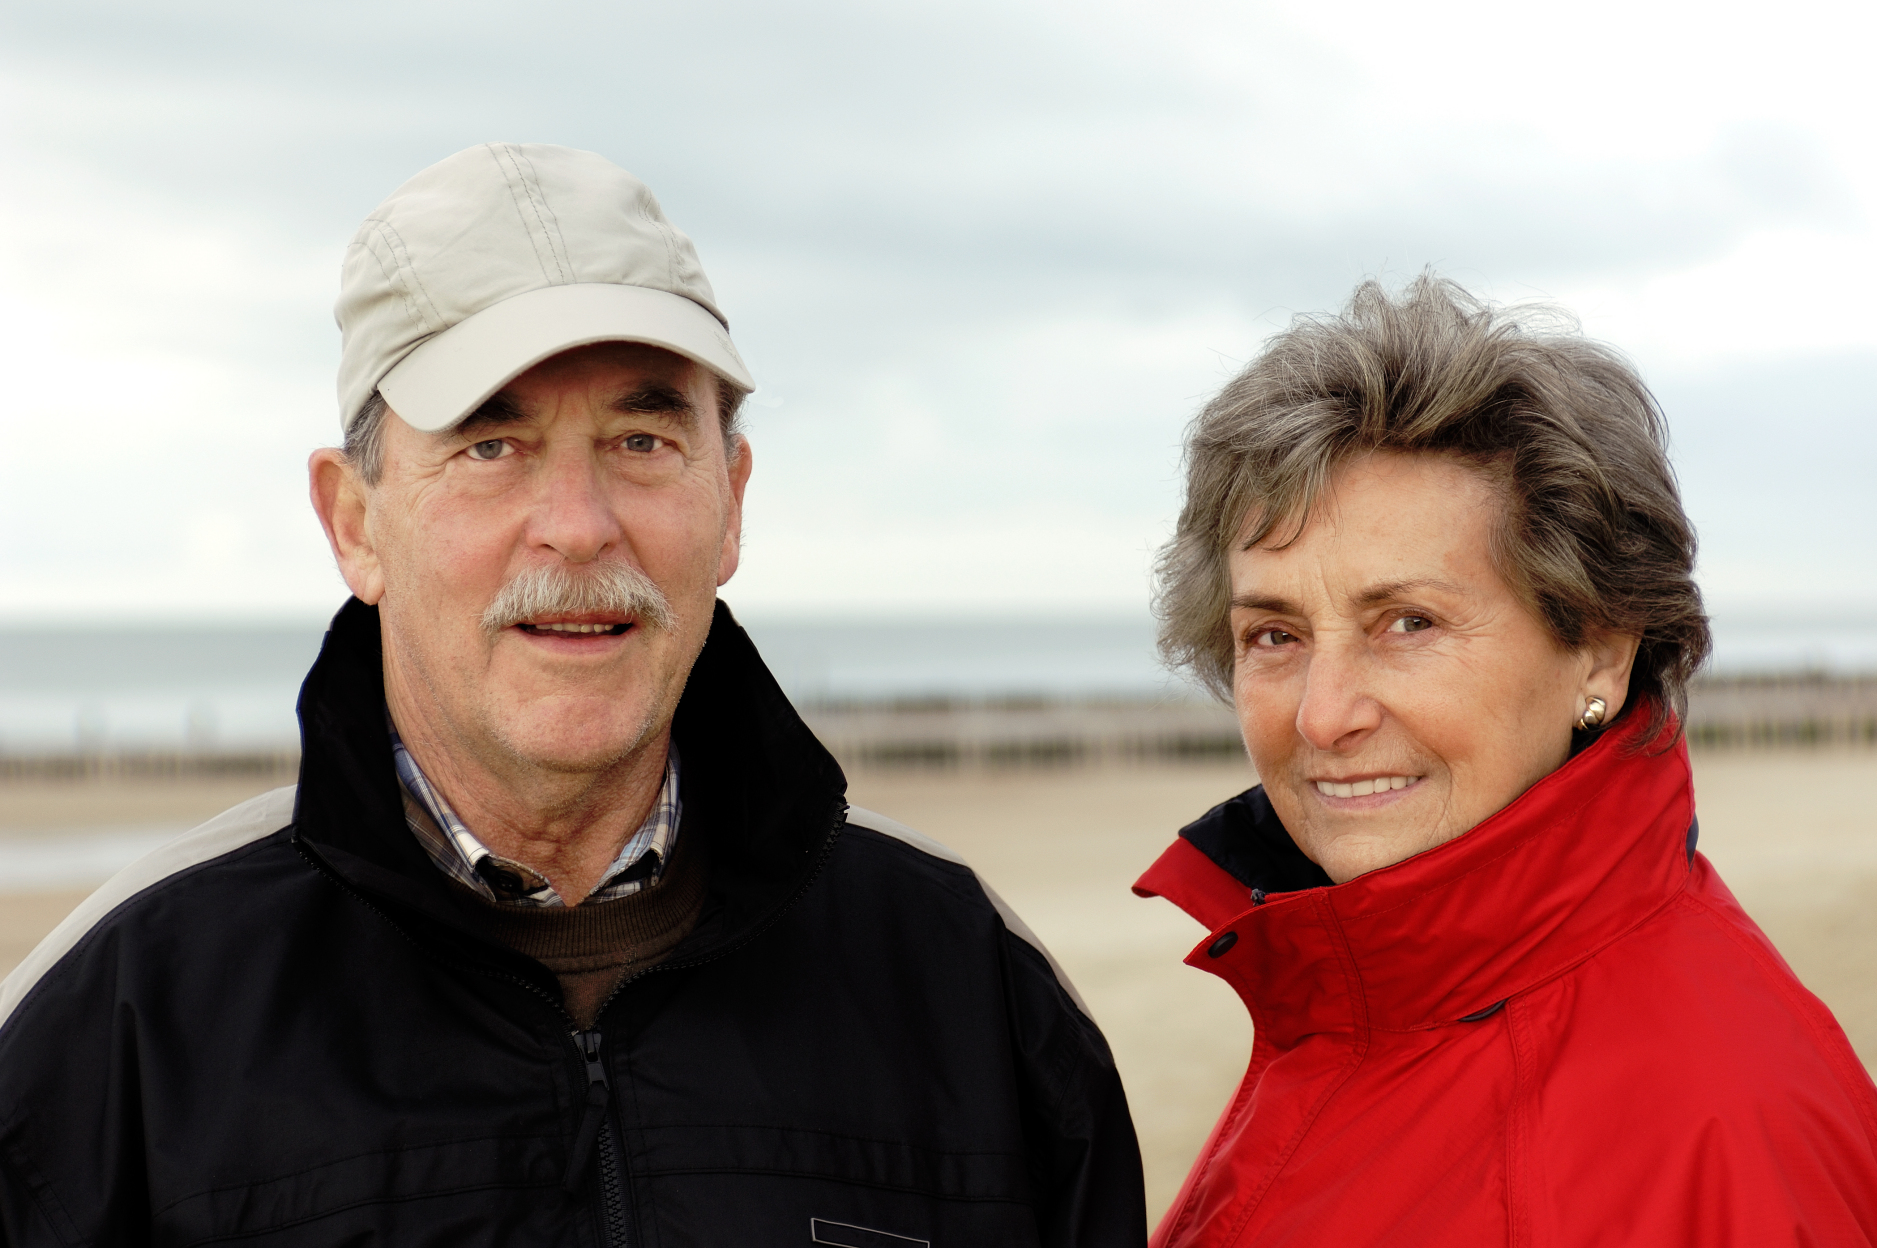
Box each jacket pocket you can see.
[152,1133,574,1247]
[629,1124,1040,1247]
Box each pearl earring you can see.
[1576,696,1607,731]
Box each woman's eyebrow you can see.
[1354,578,1466,606]
[1230,593,1301,614]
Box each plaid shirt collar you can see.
[390,721,681,908]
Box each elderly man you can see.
[0,144,1145,1246]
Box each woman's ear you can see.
[1581,629,1642,721]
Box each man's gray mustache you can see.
[479,563,675,636]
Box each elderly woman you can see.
[1134,278,1877,1246]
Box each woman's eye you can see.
[468,439,509,461]
[1389,615,1433,634]
[623,433,659,452]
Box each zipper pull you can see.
[562,1028,611,1193]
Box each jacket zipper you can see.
[565,1027,629,1247]
[292,800,848,1248]
[545,800,851,1246]
[291,839,628,1240]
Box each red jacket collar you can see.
[1134,715,1696,1042]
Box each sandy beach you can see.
[3,751,1872,1221]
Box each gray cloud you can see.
[1,0,1870,616]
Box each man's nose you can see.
[1294,639,1384,751]
[529,446,623,564]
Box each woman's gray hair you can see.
[342,376,751,487]
[1155,274,1710,745]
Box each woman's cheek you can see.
[1233,669,1295,759]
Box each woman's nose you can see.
[1294,645,1383,751]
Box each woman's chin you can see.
[1296,820,1457,885]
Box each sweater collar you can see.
[392,726,682,907]
[1134,713,1697,1040]
[289,597,848,965]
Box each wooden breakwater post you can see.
[798,697,1246,771]
[0,750,302,783]
[802,674,1877,772]
[0,674,1871,781]
[1683,673,1877,749]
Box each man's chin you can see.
[485,705,665,775]
[501,737,657,777]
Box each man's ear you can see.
[1581,628,1642,721]
[716,435,753,587]
[309,448,386,604]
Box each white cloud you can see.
[1561,227,1877,367]
[1,0,1873,619]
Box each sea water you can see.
[0,610,1872,755]
[0,608,1871,889]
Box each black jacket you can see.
[0,600,1146,1247]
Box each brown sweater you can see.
[450,826,706,1028]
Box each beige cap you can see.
[334,142,753,435]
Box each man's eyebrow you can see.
[1353,578,1467,607]
[452,392,533,439]
[610,384,698,426]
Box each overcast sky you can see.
[2,0,1873,622]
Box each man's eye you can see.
[468,440,509,461]
[623,433,659,452]
[1251,628,1298,648]
[1389,615,1433,633]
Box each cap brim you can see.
[377,283,755,433]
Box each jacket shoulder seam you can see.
[0,785,300,1033]
[1673,889,1877,1142]
[842,806,1094,1019]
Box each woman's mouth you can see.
[1314,775,1422,798]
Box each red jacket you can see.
[1135,717,1877,1247]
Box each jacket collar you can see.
[290,597,848,969]
[1134,713,1696,1042]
